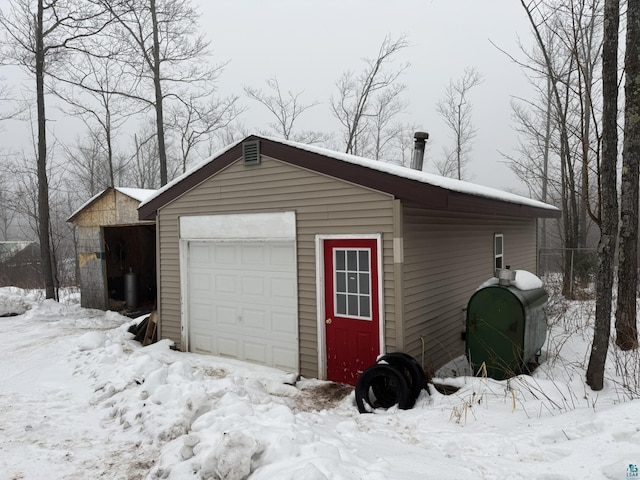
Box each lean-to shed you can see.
[68,187,157,311]
[138,135,560,385]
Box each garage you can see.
[139,135,560,382]
[180,212,299,373]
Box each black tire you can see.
[377,352,428,399]
[355,364,414,413]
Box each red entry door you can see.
[323,238,380,385]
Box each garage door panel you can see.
[217,337,240,358]
[192,334,213,354]
[214,244,237,264]
[271,244,295,265]
[242,244,267,265]
[212,273,237,295]
[190,301,213,323]
[244,341,267,365]
[187,240,298,373]
[190,272,212,293]
[272,347,297,371]
[242,308,267,330]
[190,243,211,262]
[270,277,296,299]
[215,305,238,326]
[241,275,265,297]
[272,312,297,335]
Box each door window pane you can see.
[359,296,371,317]
[347,274,358,293]
[359,273,369,294]
[336,294,347,315]
[358,250,369,270]
[347,295,358,316]
[347,250,357,270]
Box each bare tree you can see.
[209,121,251,155]
[435,67,483,180]
[518,0,604,299]
[504,88,558,202]
[615,0,640,351]
[244,76,327,144]
[167,91,243,173]
[366,86,408,160]
[0,183,18,240]
[50,45,139,190]
[0,78,23,121]
[587,0,620,390]
[331,34,409,156]
[0,81,19,240]
[96,0,225,186]
[61,126,128,199]
[124,122,168,190]
[0,0,108,299]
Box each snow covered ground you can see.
[1,285,639,480]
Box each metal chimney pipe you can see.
[411,131,429,171]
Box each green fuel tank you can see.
[465,272,548,380]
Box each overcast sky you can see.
[197,0,537,192]
[0,0,537,194]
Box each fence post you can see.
[570,248,574,298]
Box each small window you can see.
[494,234,504,270]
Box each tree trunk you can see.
[539,77,552,252]
[586,0,619,390]
[106,107,115,189]
[35,0,56,300]
[150,0,168,186]
[615,0,640,351]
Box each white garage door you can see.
[186,240,298,372]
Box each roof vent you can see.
[243,140,261,165]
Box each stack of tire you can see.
[355,352,429,413]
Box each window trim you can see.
[494,233,504,271]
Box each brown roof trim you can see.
[138,144,242,220]
[139,136,561,221]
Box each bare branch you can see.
[330,34,410,155]
[244,76,320,140]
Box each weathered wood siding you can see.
[401,206,537,375]
[74,191,149,309]
[157,155,396,379]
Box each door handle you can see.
[326,318,332,325]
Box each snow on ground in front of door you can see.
[1,286,640,480]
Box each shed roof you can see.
[0,241,37,259]
[68,187,157,223]
[138,135,561,220]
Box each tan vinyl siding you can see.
[401,206,537,375]
[156,155,396,379]
[156,214,180,343]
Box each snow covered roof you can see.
[114,187,157,203]
[269,137,558,212]
[139,135,561,220]
[67,187,157,223]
